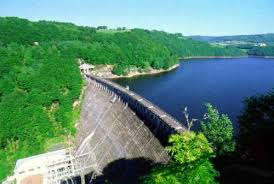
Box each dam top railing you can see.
[86,74,186,133]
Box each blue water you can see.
[113,58,274,131]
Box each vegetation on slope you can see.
[238,91,274,171]
[230,44,274,56]
[0,17,246,75]
[0,17,246,180]
[149,31,246,58]
[213,91,274,183]
[0,43,83,179]
[247,45,274,56]
[142,93,274,184]
[191,33,274,44]
[201,104,235,156]
[142,131,219,184]
[142,104,236,184]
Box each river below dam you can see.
[112,57,274,132]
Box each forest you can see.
[0,43,83,179]
[0,17,246,180]
[247,45,274,56]
[0,17,247,75]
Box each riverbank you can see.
[248,56,274,59]
[181,56,248,59]
[91,64,180,79]
[182,55,274,59]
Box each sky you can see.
[0,0,274,36]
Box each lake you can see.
[112,58,274,131]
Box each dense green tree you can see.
[238,91,274,169]
[248,46,274,56]
[212,91,274,183]
[142,160,218,184]
[201,103,235,156]
[142,132,219,184]
[0,44,83,180]
[97,26,108,30]
[112,65,128,75]
[166,132,214,164]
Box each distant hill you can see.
[190,33,274,44]
[190,34,274,56]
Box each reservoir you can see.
[113,58,274,131]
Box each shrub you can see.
[201,103,235,156]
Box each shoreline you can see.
[94,55,274,80]
[181,55,274,59]
[181,56,248,59]
[104,64,180,79]
[248,55,274,59]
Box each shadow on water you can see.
[86,157,154,184]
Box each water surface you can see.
[113,58,274,131]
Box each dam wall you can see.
[9,74,186,184]
[86,74,185,145]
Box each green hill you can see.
[0,17,246,181]
[191,34,274,56]
[191,33,274,44]
[0,17,246,74]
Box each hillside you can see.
[0,17,246,180]
[191,33,274,44]
[0,17,246,74]
[191,34,274,56]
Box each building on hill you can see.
[79,60,95,75]
[259,43,267,47]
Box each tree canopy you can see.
[201,103,235,156]
[0,17,246,75]
[0,43,83,180]
[238,91,274,170]
[142,132,219,184]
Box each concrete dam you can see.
[7,74,186,184]
[74,74,185,183]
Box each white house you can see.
[79,62,95,74]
